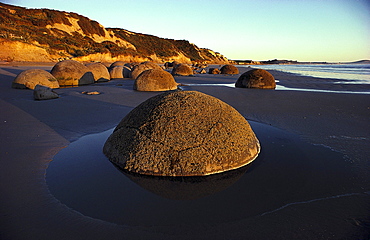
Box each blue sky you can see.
[2,0,369,62]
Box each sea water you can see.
[247,63,370,84]
[46,122,367,229]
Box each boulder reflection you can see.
[114,163,251,200]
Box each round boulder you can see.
[134,69,178,91]
[12,69,59,89]
[208,68,220,74]
[51,60,94,86]
[86,62,110,82]
[171,64,193,76]
[109,61,126,69]
[103,90,260,177]
[220,65,239,75]
[109,66,124,79]
[235,69,276,89]
[131,61,162,79]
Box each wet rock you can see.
[33,84,59,100]
[104,90,260,176]
[134,69,178,91]
[12,69,59,89]
[235,69,276,89]
[220,65,239,74]
[50,60,94,86]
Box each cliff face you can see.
[0,3,229,63]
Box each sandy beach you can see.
[1,63,369,239]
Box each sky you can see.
[1,0,370,62]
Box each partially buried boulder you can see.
[51,60,94,86]
[171,64,193,76]
[134,69,178,91]
[86,62,110,82]
[235,69,276,89]
[220,65,239,75]
[103,90,260,176]
[33,85,59,100]
[208,68,220,74]
[12,69,59,89]
[131,61,163,79]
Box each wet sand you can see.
[0,63,369,239]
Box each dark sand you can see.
[1,63,369,239]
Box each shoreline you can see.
[1,64,369,239]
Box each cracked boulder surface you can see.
[235,69,276,89]
[103,90,260,176]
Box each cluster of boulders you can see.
[11,59,276,102]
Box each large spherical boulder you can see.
[220,65,239,75]
[86,63,110,82]
[51,60,94,86]
[134,69,178,91]
[131,61,162,79]
[235,69,276,89]
[171,64,193,76]
[103,90,260,177]
[109,66,124,79]
[12,69,59,89]
[208,68,220,74]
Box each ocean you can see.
[247,63,370,84]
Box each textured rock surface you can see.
[86,62,110,82]
[134,69,178,91]
[50,60,94,86]
[235,69,276,89]
[171,64,193,76]
[220,65,239,74]
[208,68,220,74]
[109,61,126,69]
[131,61,162,79]
[12,69,59,89]
[33,85,59,100]
[109,66,124,79]
[103,90,260,176]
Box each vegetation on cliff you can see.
[0,3,229,63]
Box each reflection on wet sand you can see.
[117,164,251,200]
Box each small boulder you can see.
[103,90,260,177]
[51,60,94,86]
[199,68,207,74]
[33,85,59,100]
[131,61,163,79]
[12,69,59,90]
[86,62,110,82]
[220,65,239,75]
[109,61,126,69]
[123,63,136,78]
[208,68,220,74]
[134,69,178,91]
[235,69,276,89]
[171,64,193,76]
[109,66,124,79]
